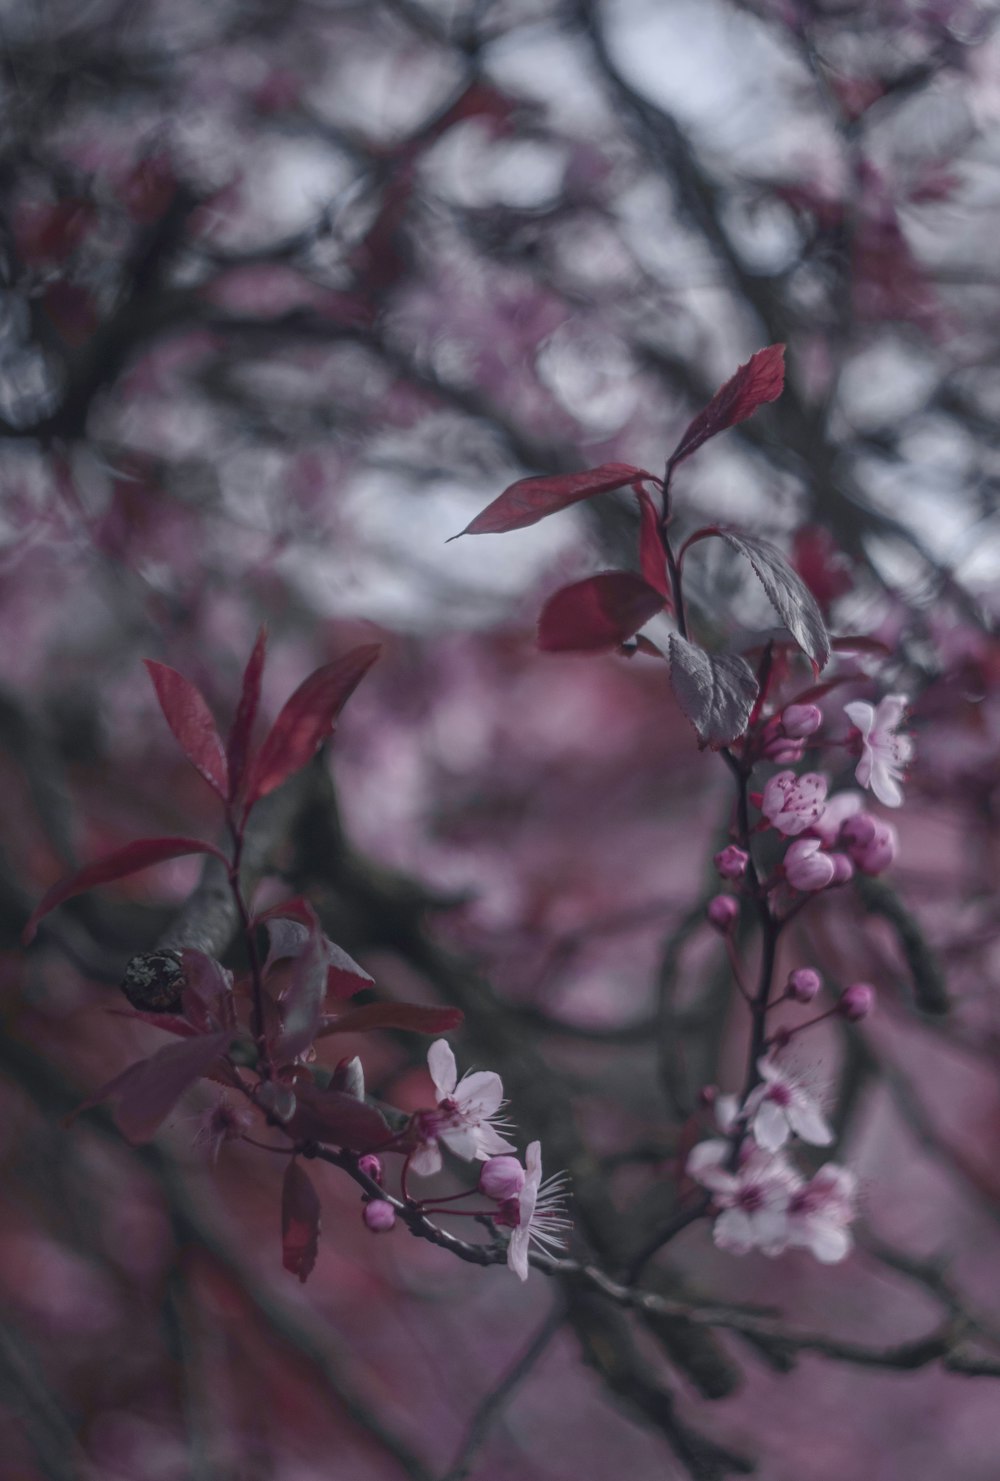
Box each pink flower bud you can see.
[829,852,854,884]
[787,967,821,1003]
[763,735,806,764]
[479,1155,526,1202]
[784,837,836,891]
[839,983,875,1021]
[358,1154,383,1184]
[707,895,739,932]
[841,813,877,849]
[362,1199,397,1233]
[850,818,898,875]
[714,845,749,880]
[781,703,823,739]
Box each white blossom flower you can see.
[502,1141,571,1281]
[786,1164,857,1263]
[409,1040,516,1177]
[843,694,913,808]
[743,1057,833,1153]
[687,1139,800,1256]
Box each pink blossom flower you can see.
[762,771,828,835]
[409,1040,516,1177]
[839,983,875,1021]
[787,967,821,1003]
[193,1097,252,1162]
[362,1199,397,1233]
[743,1058,833,1152]
[498,1142,571,1281]
[784,837,836,891]
[763,735,805,764]
[686,1140,800,1256]
[843,694,913,807]
[786,1164,857,1263]
[479,1156,526,1201]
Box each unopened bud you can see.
[707,895,739,933]
[851,819,898,876]
[829,853,854,884]
[331,1055,365,1100]
[784,838,835,892]
[841,813,877,849]
[763,735,806,764]
[479,1156,526,1202]
[787,967,821,1003]
[358,1154,383,1184]
[714,845,748,880]
[362,1199,397,1233]
[781,704,823,739]
[839,983,875,1021]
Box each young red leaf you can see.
[449,464,651,539]
[636,488,672,601]
[286,1084,391,1152]
[105,1008,199,1038]
[72,1030,233,1143]
[227,626,267,804]
[538,572,666,653]
[144,661,229,798]
[275,922,327,1062]
[689,528,831,673]
[317,1002,464,1037]
[244,644,381,809]
[668,345,785,471]
[282,1160,321,1283]
[22,837,229,944]
[325,941,374,1000]
[667,635,759,748]
[180,949,235,1032]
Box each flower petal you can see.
[453,1069,504,1120]
[753,1099,790,1152]
[788,1095,833,1147]
[427,1039,457,1099]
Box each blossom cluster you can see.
[689,1058,856,1263]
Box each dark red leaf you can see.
[282,1160,321,1283]
[180,949,235,1032]
[286,1084,391,1152]
[636,488,672,601]
[668,345,785,471]
[667,635,759,748]
[244,644,381,809]
[450,464,650,539]
[144,661,229,798]
[325,941,374,1000]
[227,626,267,804]
[538,572,666,653]
[72,1030,232,1143]
[276,919,327,1062]
[105,1008,199,1038]
[690,528,831,673]
[23,837,229,944]
[317,1002,464,1037]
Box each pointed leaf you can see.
[23,837,229,944]
[244,644,381,808]
[317,1002,464,1037]
[105,1008,199,1038]
[73,1030,232,1143]
[286,1084,391,1152]
[636,488,672,601]
[667,635,758,748]
[450,464,650,539]
[325,940,374,1000]
[668,345,785,471]
[180,949,235,1032]
[227,626,267,804]
[144,661,229,798]
[282,1160,321,1283]
[708,529,830,672]
[276,920,327,1062]
[538,572,666,653]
